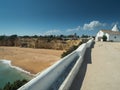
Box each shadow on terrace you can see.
[69,42,95,90]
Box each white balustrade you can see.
[18,38,94,90]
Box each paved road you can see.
[70,42,120,90]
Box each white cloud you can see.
[83,21,106,30]
[66,21,106,33]
[66,26,81,32]
[44,29,61,35]
[43,20,106,35]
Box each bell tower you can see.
[112,24,120,32]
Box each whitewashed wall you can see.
[109,35,120,42]
[95,31,104,41]
[59,39,93,90]
[18,38,94,90]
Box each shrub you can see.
[2,79,28,90]
[61,42,82,58]
[102,35,107,41]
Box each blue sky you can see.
[0,0,120,36]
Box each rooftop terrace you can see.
[70,42,120,90]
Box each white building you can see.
[96,24,120,42]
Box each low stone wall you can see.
[18,38,94,90]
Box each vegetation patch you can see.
[61,42,82,58]
[0,79,28,90]
[102,35,107,41]
[0,34,81,50]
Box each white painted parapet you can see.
[18,38,94,90]
[59,38,94,90]
[18,51,79,90]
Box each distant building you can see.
[95,24,120,42]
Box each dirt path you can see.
[70,42,120,90]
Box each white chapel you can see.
[95,24,120,42]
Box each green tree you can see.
[9,35,18,40]
[0,35,6,40]
[9,35,18,46]
[102,35,107,41]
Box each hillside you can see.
[0,35,82,50]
